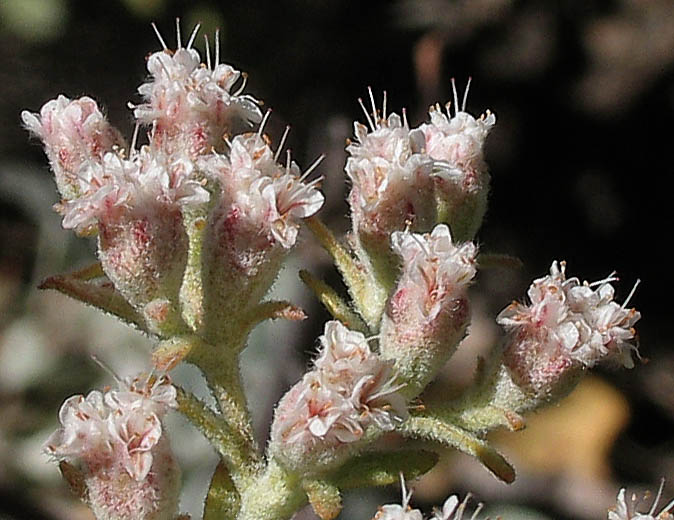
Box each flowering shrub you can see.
[22,20,663,520]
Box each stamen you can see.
[187,22,201,50]
[451,78,459,118]
[258,109,272,136]
[622,278,641,310]
[91,355,122,385]
[215,29,220,66]
[368,86,378,126]
[151,22,168,51]
[130,123,140,154]
[204,35,211,69]
[650,479,665,516]
[382,90,388,120]
[299,154,325,182]
[402,107,409,128]
[234,73,248,96]
[462,76,472,112]
[175,17,182,49]
[274,125,291,162]
[358,97,375,132]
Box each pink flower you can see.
[45,374,180,520]
[134,35,262,156]
[22,95,125,201]
[380,225,477,397]
[270,321,407,473]
[497,261,641,395]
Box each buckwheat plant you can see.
[23,20,660,520]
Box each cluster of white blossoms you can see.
[270,320,408,473]
[610,482,674,520]
[379,224,478,396]
[45,374,180,520]
[497,261,641,394]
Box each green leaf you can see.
[299,270,368,334]
[204,461,240,520]
[327,449,438,490]
[398,416,515,483]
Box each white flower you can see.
[497,261,641,369]
[609,482,674,520]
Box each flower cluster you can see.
[345,87,493,294]
[270,320,408,473]
[134,26,262,157]
[379,224,478,397]
[497,261,641,395]
[45,374,180,520]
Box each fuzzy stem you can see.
[187,336,259,466]
[237,460,306,520]
[176,388,260,487]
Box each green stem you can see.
[237,460,306,520]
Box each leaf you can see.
[399,416,515,483]
[39,265,146,331]
[327,449,438,490]
[204,461,240,520]
[302,479,342,520]
[299,270,369,333]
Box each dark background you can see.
[1,1,673,519]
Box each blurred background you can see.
[1,0,673,518]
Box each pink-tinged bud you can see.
[45,374,181,520]
[497,261,641,400]
[270,321,407,475]
[198,132,324,340]
[610,481,674,520]
[61,149,209,334]
[417,93,495,242]
[379,224,478,397]
[22,95,125,201]
[345,96,436,289]
[134,44,262,157]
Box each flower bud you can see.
[270,321,407,475]
[379,224,478,398]
[198,132,324,341]
[22,95,125,201]
[417,94,495,242]
[345,98,435,289]
[497,261,641,401]
[45,374,181,520]
[134,42,262,157]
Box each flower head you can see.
[380,224,477,397]
[45,374,180,520]
[498,261,641,395]
[134,24,262,156]
[270,321,407,473]
[22,95,125,201]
